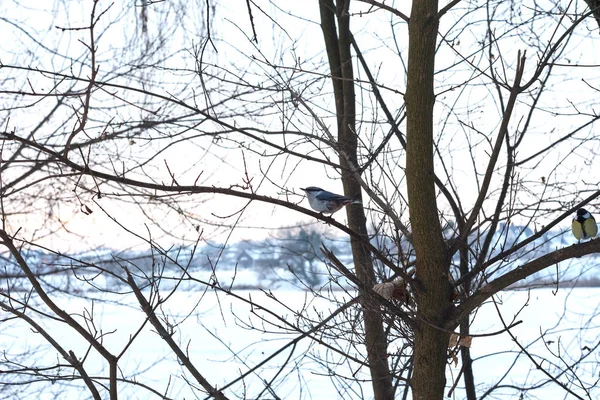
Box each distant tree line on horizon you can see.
[1,224,594,293]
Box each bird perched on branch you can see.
[571,208,598,241]
[301,186,361,214]
[583,0,600,31]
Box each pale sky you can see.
[1,0,599,253]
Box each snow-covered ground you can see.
[2,287,599,399]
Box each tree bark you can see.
[319,1,394,399]
[405,0,453,399]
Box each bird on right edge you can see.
[571,208,598,241]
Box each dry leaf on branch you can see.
[373,278,408,302]
[449,333,473,348]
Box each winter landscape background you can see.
[3,223,600,399]
[4,286,600,399]
[3,0,600,398]
[8,222,597,295]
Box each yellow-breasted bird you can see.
[572,208,598,241]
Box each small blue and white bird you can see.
[572,208,598,241]
[301,186,361,214]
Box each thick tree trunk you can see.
[405,0,453,399]
[319,1,394,399]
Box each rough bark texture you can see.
[319,1,394,399]
[405,0,453,399]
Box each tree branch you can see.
[125,268,229,400]
[454,190,600,287]
[356,0,409,22]
[0,300,102,400]
[0,230,118,373]
[449,238,600,328]
[457,51,526,248]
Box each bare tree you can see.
[2,0,600,399]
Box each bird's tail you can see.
[341,199,362,206]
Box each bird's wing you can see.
[315,191,350,202]
[572,219,583,240]
[585,216,598,238]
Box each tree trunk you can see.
[405,0,453,399]
[319,1,394,399]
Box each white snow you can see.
[2,286,599,399]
